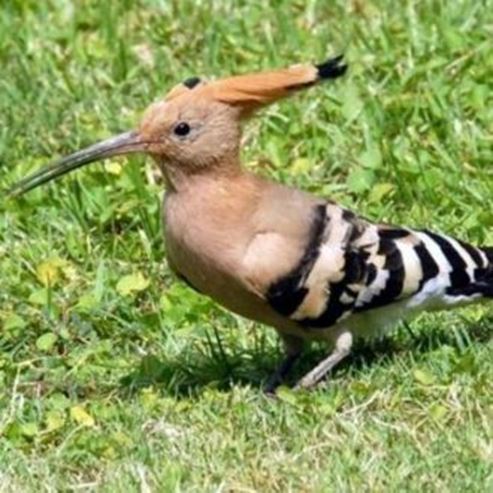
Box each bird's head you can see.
[8,55,347,196]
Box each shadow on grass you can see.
[119,318,492,398]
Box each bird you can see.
[8,55,492,393]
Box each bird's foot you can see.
[294,331,353,390]
[263,351,301,395]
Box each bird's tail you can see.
[446,242,493,299]
[484,247,493,264]
[480,246,493,297]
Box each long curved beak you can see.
[7,130,146,197]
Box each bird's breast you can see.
[160,184,320,339]
[162,190,285,328]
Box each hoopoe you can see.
[9,56,492,392]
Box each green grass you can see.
[1,0,492,491]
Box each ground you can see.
[0,1,492,491]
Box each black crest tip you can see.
[316,55,348,80]
[183,77,201,89]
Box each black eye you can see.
[174,122,191,137]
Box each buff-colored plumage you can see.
[8,56,492,392]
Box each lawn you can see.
[0,0,492,491]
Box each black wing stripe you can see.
[484,247,493,264]
[366,263,378,286]
[355,238,405,312]
[378,228,411,240]
[266,204,328,316]
[457,239,485,268]
[414,241,440,291]
[424,231,470,289]
[448,282,493,298]
[299,249,366,328]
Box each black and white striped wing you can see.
[266,203,493,330]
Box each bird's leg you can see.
[295,331,353,390]
[264,334,304,394]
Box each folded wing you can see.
[264,202,491,330]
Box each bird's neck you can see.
[155,153,243,194]
[162,166,265,229]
